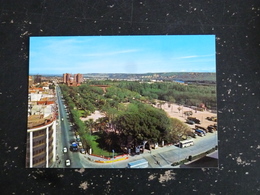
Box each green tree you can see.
[166,118,191,143]
[85,118,95,134]
[113,103,171,147]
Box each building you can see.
[63,73,83,86]
[63,73,71,84]
[34,75,42,84]
[74,73,84,84]
[28,76,33,87]
[26,86,57,168]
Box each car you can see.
[80,148,86,154]
[63,147,67,153]
[61,118,64,121]
[65,159,71,167]
[78,142,83,148]
[186,120,195,125]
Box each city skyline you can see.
[29,35,216,74]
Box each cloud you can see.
[174,54,214,59]
[84,49,140,57]
[178,55,198,59]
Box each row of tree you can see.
[86,80,216,109]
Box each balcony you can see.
[33,151,46,160]
[33,160,46,168]
[33,142,46,150]
[33,135,47,143]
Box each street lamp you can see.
[177,133,182,164]
[112,149,115,159]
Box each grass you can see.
[77,110,85,117]
[82,133,118,158]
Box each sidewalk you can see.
[77,131,218,168]
[82,152,129,163]
[51,105,64,168]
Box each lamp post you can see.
[112,149,115,159]
[178,133,182,164]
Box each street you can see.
[54,85,83,168]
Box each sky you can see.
[29,35,216,74]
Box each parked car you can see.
[186,120,195,125]
[63,147,67,153]
[65,159,71,167]
[80,148,86,154]
[187,117,200,124]
[78,142,83,148]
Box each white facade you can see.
[27,120,56,168]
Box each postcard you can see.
[27,35,218,168]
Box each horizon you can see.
[30,71,216,76]
[29,35,216,75]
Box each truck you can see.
[128,159,149,168]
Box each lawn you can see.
[82,133,118,158]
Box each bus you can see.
[128,159,149,168]
[179,139,194,148]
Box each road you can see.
[55,85,83,168]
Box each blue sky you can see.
[29,35,216,74]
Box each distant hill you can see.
[83,72,216,82]
[34,72,216,83]
[157,72,216,81]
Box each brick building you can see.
[63,73,83,86]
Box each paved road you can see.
[55,86,83,168]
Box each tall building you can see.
[26,114,57,168]
[26,87,57,168]
[75,73,84,84]
[63,73,71,84]
[63,73,83,86]
[34,75,42,84]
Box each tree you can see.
[168,97,175,112]
[166,118,191,143]
[85,118,95,134]
[93,117,109,132]
[113,103,171,147]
